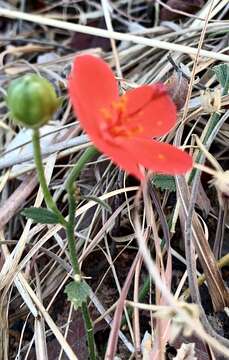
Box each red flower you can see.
[68,55,192,179]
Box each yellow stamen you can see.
[100,108,112,122]
[111,95,127,112]
[100,96,144,139]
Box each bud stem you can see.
[32,128,67,227]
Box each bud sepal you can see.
[7,74,60,128]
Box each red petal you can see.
[104,145,142,179]
[124,85,177,137]
[88,136,143,178]
[68,56,143,177]
[124,137,193,175]
[68,54,119,138]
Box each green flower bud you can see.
[7,74,60,128]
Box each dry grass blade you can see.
[0,8,229,62]
[105,252,140,359]
[142,182,172,359]
[0,173,37,231]
[0,134,89,170]
[177,175,229,310]
[34,264,48,360]
[134,183,229,357]
[0,154,57,290]
[18,275,78,360]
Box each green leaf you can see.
[213,64,229,94]
[152,174,176,192]
[21,207,60,224]
[65,280,90,310]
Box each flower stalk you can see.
[65,145,98,360]
[32,129,67,227]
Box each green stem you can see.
[32,129,97,358]
[65,146,98,273]
[66,190,80,274]
[65,145,98,360]
[32,129,67,227]
[66,146,98,190]
[82,302,95,359]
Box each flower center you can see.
[100,95,143,139]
